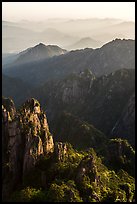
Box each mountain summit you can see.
[67,37,102,50]
[14,43,67,65]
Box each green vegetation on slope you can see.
[2,98,135,202]
[10,145,135,202]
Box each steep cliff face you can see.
[19,98,54,157]
[2,97,19,199]
[2,97,54,199]
[81,69,135,136]
[60,70,95,104]
[2,97,17,167]
[111,92,135,146]
[28,68,134,148]
[30,69,96,124]
[41,69,95,106]
[54,142,68,162]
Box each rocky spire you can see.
[2,97,54,185]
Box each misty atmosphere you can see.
[2,18,135,53]
[2,2,135,202]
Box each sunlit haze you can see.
[2,2,135,22]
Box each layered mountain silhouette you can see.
[2,18,135,52]
[3,39,135,87]
[2,39,135,147]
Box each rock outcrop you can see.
[19,98,54,157]
[54,142,68,162]
[2,98,19,200]
[76,154,99,184]
[61,70,95,104]
[2,97,54,199]
[106,138,135,176]
[23,135,44,174]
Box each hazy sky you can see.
[2,2,135,22]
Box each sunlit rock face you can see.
[54,142,68,162]
[2,97,54,183]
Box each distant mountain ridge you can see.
[2,18,135,53]
[67,37,102,50]
[3,39,135,87]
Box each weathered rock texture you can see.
[54,142,68,162]
[2,97,54,199]
[76,155,99,184]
